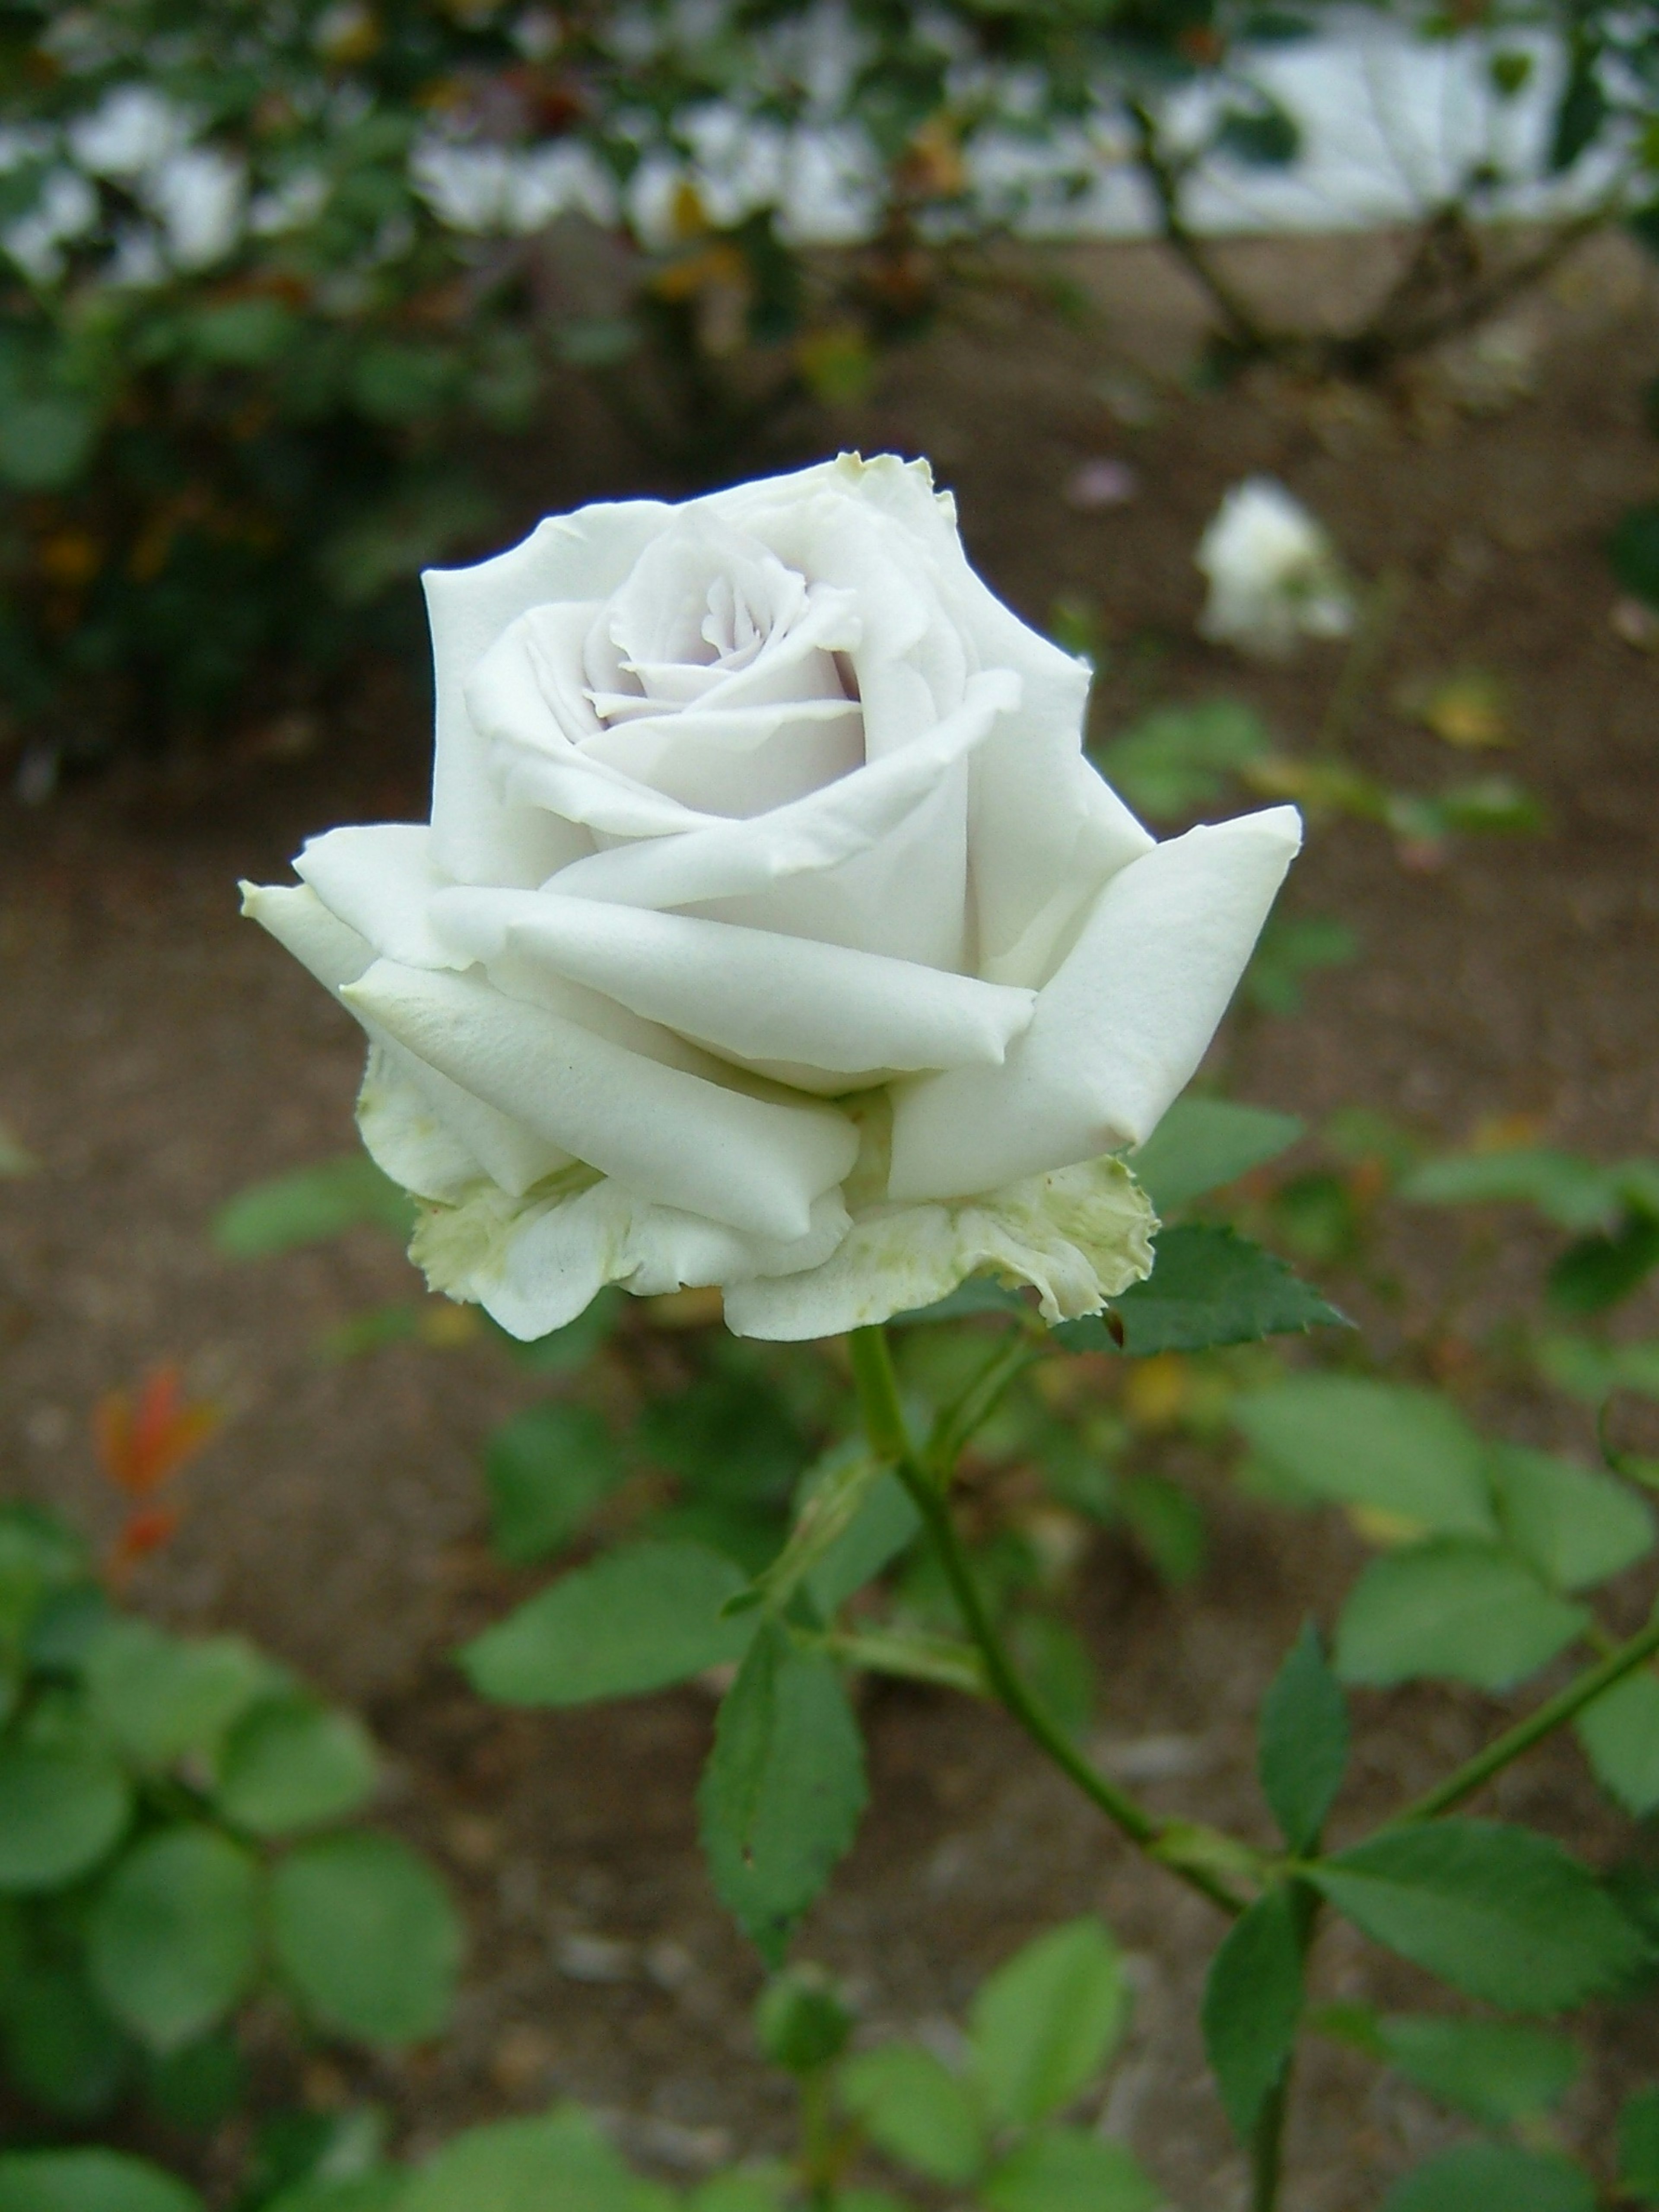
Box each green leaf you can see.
[1373,2014,1580,2125]
[1549,1214,1659,1315]
[980,2129,1160,2212]
[804,1471,920,1618]
[141,2030,246,2132]
[697,1623,866,1961]
[0,1506,86,1659]
[263,2180,406,2212]
[1233,1378,1497,1538]
[1382,2144,1593,2212]
[460,1541,755,1706]
[485,1405,623,1567]
[399,2107,668,2212]
[214,1695,379,1835]
[1550,56,1607,172]
[1243,912,1360,1017]
[212,1157,413,1258]
[968,1917,1126,2129]
[1119,1473,1207,1586]
[1100,1227,1344,1354]
[1489,1446,1654,1591]
[0,1741,130,1892]
[0,397,99,491]
[0,1962,130,2119]
[1334,1540,1587,1691]
[753,1967,852,2072]
[1309,1820,1647,2011]
[508,1289,624,1372]
[1619,2086,1659,2200]
[0,2149,204,2212]
[83,1619,278,1767]
[270,1832,460,2045]
[731,1446,892,1619]
[1537,1334,1659,1402]
[1610,505,1659,608]
[1128,1097,1304,1214]
[1399,1148,1618,1231]
[1217,102,1300,165]
[1258,1623,1348,1852]
[839,2044,985,2185]
[1201,1885,1307,2141]
[1095,699,1271,820]
[819,1624,987,1697]
[88,1827,261,2053]
[1576,1668,1659,1815]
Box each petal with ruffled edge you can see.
[410,1176,852,1342]
[888,806,1303,1202]
[428,888,1036,1088]
[340,958,858,1239]
[723,1154,1156,1341]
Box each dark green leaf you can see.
[1102,1227,1344,1354]
[1576,1668,1659,1815]
[0,1742,130,1893]
[1489,1446,1654,1591]
[1383,2143,1593,2212]
[0,1963,130,2119]
[981,2129,1160,2212]
[1119,1473,1207,1586]
[212,1157,413,1258]
[804,1471,920,1618]
[1334,1540,1587,1691]
[460,1541,755,1706]
[753,1967,852,2073]
[485,1404,622,1567]
[214,1696,379,1835]
[1373,2013,1579,2125]
[83,1619,278,1767]
[968,1917,1126,2129]
[1094,700,1271,820]
[1217,103,1300,165]
[733,1446,891,1618]
[839,2044,985,2184]
[1549,1214,1659,1315]
[697,1624,866,1961]
[0,2148,204,2212]
[1550,58,1607,172]
[1243,914,1360,1016]
[1309,1820,1647,2011]
[88,1827,261,2053]
[398,2106,668,2212]
[1259,1623,1348,1852]
[1234,1378,1496,1537]
[1202,1885,1307,2141]
[141,2030,246,2131]
[1619,2085,1659,2200]
[1611,505,1659,611]
[0,397,99,491]
[1128,1097,1304,1214]
[270,1832,460,2045]
[263,2180,406,2212]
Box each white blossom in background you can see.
[248,168,330,238]
[2,168,97,283]
[148,146,245,270]
[1195,477,1356,660]
[411,139,618,235]
[68,85,193,181]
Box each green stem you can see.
[847,1325,1249,1915]
[1397,1607,1659,1824]
[1247,1884,1319,2212]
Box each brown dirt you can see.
[3,230,1659,2211]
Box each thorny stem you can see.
[846,1324,1250,1915]
[1396,1605,1659,1824]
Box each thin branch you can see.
[1124,95,1277,362]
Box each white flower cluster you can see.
[1195,478,1357,660]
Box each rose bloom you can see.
[1196,477,1355,660]
[245,456,1299,1339]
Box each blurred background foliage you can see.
[3,0,1659,777]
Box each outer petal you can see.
[887,807,1303,1201]
[295,823,465,969]
[241,882,570,1196]
[424,501,670,883]
[724,1154,1156,1340]
[429,887,1035,1085]
[411,1176,851,1341]
[340,958,858,1239]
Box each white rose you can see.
[1196,477,1355,659]
[244,454,1300,1341]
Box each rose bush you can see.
[244,454,1299,1339]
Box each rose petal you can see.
[887,806,1303,1200]
[725,1153,1156,1339]
[241,882,570,1195]
[413,1176,851,1341]
[425,501,670,881]
[341,957,858,1238]
[296,823,466,969]
[544,667,1019,968]
[429,888,1037,1083]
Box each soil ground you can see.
[3,231,1659,2211]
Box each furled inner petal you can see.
[429,888,1038,1083]
[340,957,859,1240]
